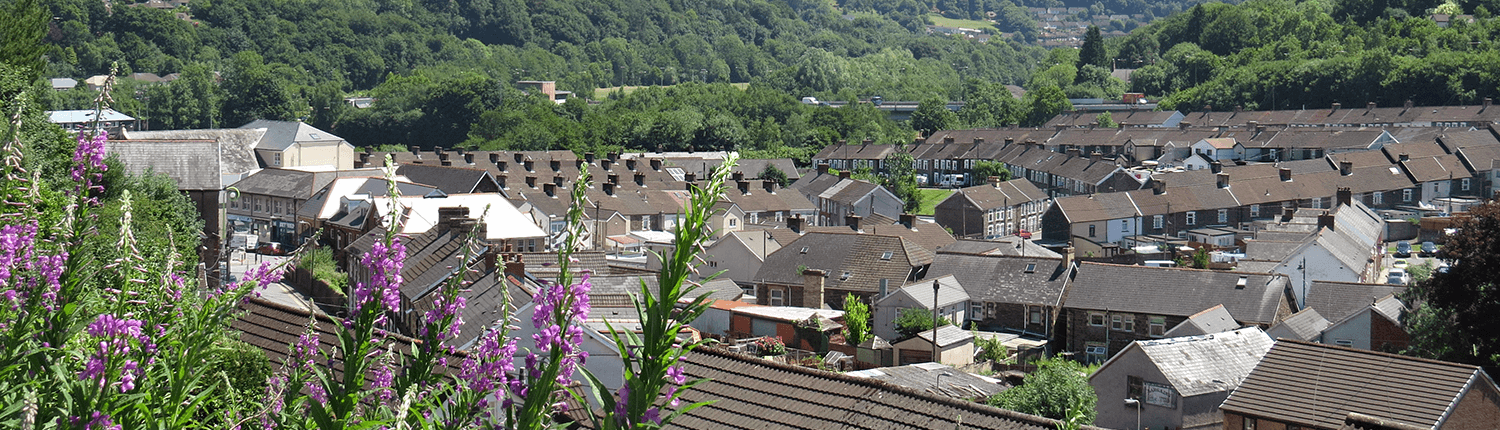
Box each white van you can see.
[1143,260,1178,268]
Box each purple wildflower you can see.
[643,407,662,425]
[666,365,686,385]
[82,411,121,430]
[70,130,109,204]
[354,238,406,314]
[306,381,328,406]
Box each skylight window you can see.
[841,271,852,280]
[800,246,809,254]
[881,251,893,260]
[1024,263,1036,273]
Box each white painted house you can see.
[872,275,968,342]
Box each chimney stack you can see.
[515,153,524,163]
[1486,97,1493,109]
[1067,147,1082,158]
[437,207,468,227]
[1367,101,1377,110]
[1337,187,1352,207]
[817,163,830,175]
[464,153,474,164]
[1179,122,1191,130]
[1004,137,1015,146]
[1210,161,1223,174]
[943,136,955,144]
[585,152,595,163]
[554,176,565,187]
[650,158,662,171]
[483,246,498,273]
[732,171,745,182]
[802,269,826,309]
[440,160,452,166]
[988,176,1003,187]
[608,173,619,185]
[626,159,637,171]
[762,179,776,194]
[736,180,750,195]
[1339,160,1353,176]
[498,161,509,172]
[575,159,585,170]
[1063,245,1075,268]
[684,172,697,183]
[1317,213,1335,230]
[1405,99,1415,109]
[974,137,985,145]
[489,153,501,164]
[410,145,420,155]
[1279,167,1293,182]
[525,176,537,188]
[497,175,507,189]
[845,213,862,232]
[1332,102,1341,110]
[543,182,556,197]
[788,215,804,234]
[900,213,917,229]
[1152,181,1166,195]
[1217,172,1230,189]
[601,158,613,171]
[862,138,874,146]
[1090,151,1103,162]
[1282,206,1296,221]
[1398,153,1410,162]
[839,170,852,180]
[608,152,619,162]
[524,159,535,172]
[634,172,646,187]
[504,253,526,280]
[602,182,615,196]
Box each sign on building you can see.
[1143,381,1176,408]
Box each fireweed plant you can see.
[0,69,287,429]
[581,154,738,429]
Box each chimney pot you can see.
[1217,172,1229,189]
[788,215,804,233]
[839,171,851,180]
[1339,160,1353,176]
[503,253,526,279]
[845,213,862,232]
[1279,167,1293,182]
[817,163,830,175]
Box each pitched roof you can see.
[951,179,1048,211]
[232,297,462,382]
[754,232,933,294]
[104,139,223,190]
[1303,281,1405,323]
[879,274,968,309]
[846,362,1008,399]
[228,168,316,199]
[394,164,495,194]
[1067,263,1288,324]
[1265,307,1331,342]
[124,128,266,176]
[369,194,547,241]
[1220,340,1496,430]
[928,253,1070,306]
[1163,304,1239,337]
[239,119,344,151]
[864,223,958,252]
[913,324,975,348]
[937,238,1062,258]
[1102,327,1274,397]
[666,347,1101,430]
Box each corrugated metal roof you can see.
[47,109,134,123]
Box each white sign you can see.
[1143,381,1176,408]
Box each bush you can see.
[755,336,787,356]
[298,245,348,293]
[986,357,1098,423]
[894,307,951,341]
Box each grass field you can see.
[594,82,749,99]
[915,188,956,216]
[925,15,998,31]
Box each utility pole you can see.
[932,279,941,363]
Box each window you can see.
[1153,215,1164,229]
[1089,312,1105,326]
[1088,225,1096,237]
[971,301,982,319]
[880,251,893,260]
[1185,212,1196,226]
[1243,417,1256,430]
[769,289,784,306]
[1462,178,1471,191]
[1217,209,1228,223]
[1127,375,1143,400]
[1403,188,1413,202]
[1149,316,1166,337]
[1250,204,1259,217]
[1122,220,1130,232]
[800,247,809,254]
[1085,343,1108,362]
[273,153,282,166]
[1335,339,1354,347]
[1111,314,1135,332]
[729,218,737,227]
[1029,306,1043,324]
[1373,191,1383,205]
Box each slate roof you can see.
[1067,263,1289,325]
[812,141,898,161]
[232,297,462,382]
[124,128,266,176]
[951,179,1048,211]
[1265,307,1330,342]
[882,275,968,309]
[239,119,344,151]
[395,164,496,194]
[1220,340,1497,430]
[927,253,1070,307]
[664,347,1102,430]
[1102,327,1274,397]
[1163,304,1240,337]
[914,324,975,348]
[104,139,223,190]
[864,223,957,252]
[1303,281,1405,323]
[937,238,1062,258]
[228,168,316,199]
[754,232,934,295]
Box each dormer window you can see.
[881,251,893,260]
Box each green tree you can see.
[894,307,951,340]
[1022,86,1072,126]
[0,0,47,80]
[221,51,300,127]
[1095,112,1117,128]
[987,356,1099,423]
[910,98,955,137]
[1076,25,1108,71]
[881,151,922,213]
[842,294,872,346]
[1403,201,1500,375]
[973,160,1011,182]
[760,164,789,187]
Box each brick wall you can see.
[1370,313,1410,353]
[1446,380,1500,430]
[1064,308,1186,358]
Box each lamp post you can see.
[931,279,941,363]
[1124,398,1142,430]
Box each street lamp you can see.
[1124,398,1142,430]
[931,279,941,363]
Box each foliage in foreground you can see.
[986,357,1098,424]
[1403,200,1500,375]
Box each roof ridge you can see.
[1276,338,1479,370]
[689,346,1107,429]
[1080,261,1279,276]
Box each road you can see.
[225,249,320,314]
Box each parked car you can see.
[1421,241,1437,257]
[257,242,287,256]
[1391,259,1408,270]
[1395,241,1412,257]
[1387,268,1410,285]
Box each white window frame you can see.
[971,302,982,319]
[1217,209,1227,223]
[1089,312,1105,326]
[1149,316,1166,337]
[1153,215,1164,229]
[1403,188,1413,202]
[1110,314,1134,332]
[1461,177,1471,191]
[1185,212,1196,226]
[1249,204,1259,217]
[769,289,784,306]
[1373,191,1383,205]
